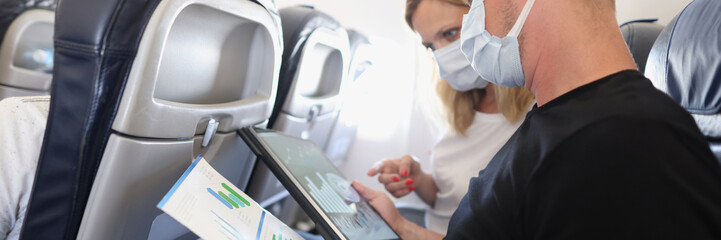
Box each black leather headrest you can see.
[269,6,342,127]
[646,0,721,117]
[0,0,56,46]
[619,19,664,73]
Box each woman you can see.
[367,0,534,234]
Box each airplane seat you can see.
[619,19,664,73]
[324,29,373,166]
[645,0,721,161]
[246,5,350,225]
[269,6,350,146]
[20,0,282,239]
[0,0,56,99]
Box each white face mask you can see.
[433,40,489,91]
[460,0,536,88]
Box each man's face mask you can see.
[459,0,537,88]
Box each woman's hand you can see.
[367,155,423,198]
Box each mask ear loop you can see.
[460,0,487,40]
[507,0,537,37]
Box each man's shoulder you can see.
[589,71,682,114]
[521,70,713,167]
[0,96,50,240]
[526,115,721,239]
[0,95,50,106]
[560,116,705,152]
[553,70,701,139]
[543,116,718,177]
[599,72,703,137]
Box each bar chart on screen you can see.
[305,172,357,214]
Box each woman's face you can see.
[412,0,470,51]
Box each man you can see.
[353,0,721,239]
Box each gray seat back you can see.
[619,19,664,73]
[74,0,282,239]
[324,29,373,166]
[270,7,350,147]
[245,6,350,225]
[0,8,54,99]
[645,0,721,161]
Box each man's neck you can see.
[525,2,638,106]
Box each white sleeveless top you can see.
[425,111,522,234]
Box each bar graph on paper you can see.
[211,210,248,240]
[158,157,303,240]
[256,210,300,240]
[208,182,252,209]
[271,227,292,240]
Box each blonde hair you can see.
[405,0,468,30]
[407,0,535,135]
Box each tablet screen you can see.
[255,130,399,240]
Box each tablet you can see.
[239,127,400,240]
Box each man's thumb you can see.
[352,181,375,199]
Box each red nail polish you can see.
[401,170,408,177]
[393,176,399,182]
[409,186,415,191]
[405,179,413,185]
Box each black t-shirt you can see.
[445,70,721,239]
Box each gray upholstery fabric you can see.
[646,0,721,116]
[0,0,56,46]
[645,0,721,160]
[620,19,664,73]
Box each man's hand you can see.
[352,181,405,231]
[367,155,423,198]
[353,181,444,240]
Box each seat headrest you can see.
[269,6,343,127]
[619,19,664,73]
[348,30,370,55]
[278,6,341,61]
[645,0,721,139]
[646,0,721,116]
[0,0,56,46]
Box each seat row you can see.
[0,0,372,239]
[620,0,720,160]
